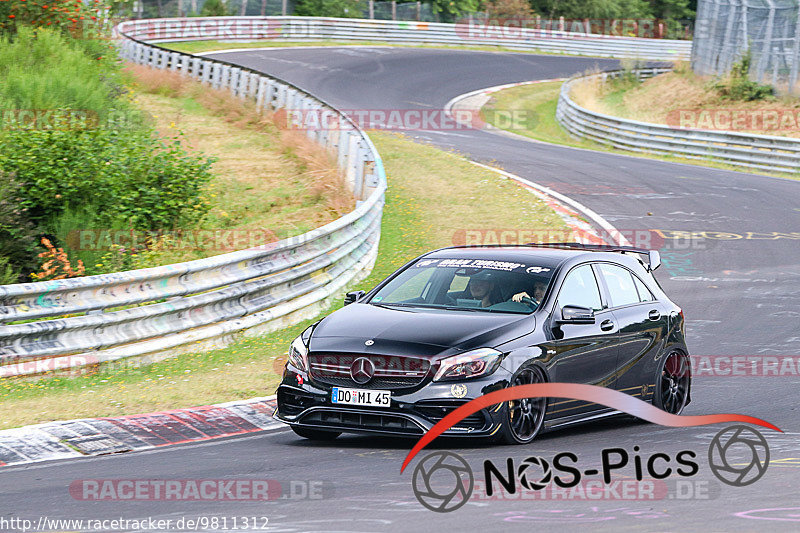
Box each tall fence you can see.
[0,21,387,379]
[692,0,800,92]
[557,67,800,174]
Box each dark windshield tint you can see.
[369,257,556,314]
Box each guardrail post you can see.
[337,130,350,170]
[256,78,268,111]
[181,54,191,76]
[303,98,316,141]
[203,60,214,85]
[212,63,223,88]
[275,84,287,110]
[222,65,233,89]
[344,134,360,195]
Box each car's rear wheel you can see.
[653,351,690,415]
[291,426,342,441]
[496,365,546,445]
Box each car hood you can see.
[308,303,532,359]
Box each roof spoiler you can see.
[526,243,662,272]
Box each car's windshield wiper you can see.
[370,302,480,311]
[370,302,530,314]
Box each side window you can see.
[557,264,602,311]
[632,274,655,302]
[597,264,640,307]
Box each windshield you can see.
[368,257,555,314]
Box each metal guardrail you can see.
[120,16,692,60]
[0,17,692,378]
[0,22,387,378]
[556,68,800,174]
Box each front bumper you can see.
[274,368,511,438]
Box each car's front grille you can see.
[299,408,424,434]
[308,353,431,390]
[414,400,489,430]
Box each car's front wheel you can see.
[495,365,547,445]
[291,426,342,441]
[653,351,690,415]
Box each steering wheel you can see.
[519,295,539,308]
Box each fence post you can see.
[755,1,776,83]
[790,7,800,93]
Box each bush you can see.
[294,0,364,18]
[0,127,214,231]
[712,51,774,102]
[0,172,39,282]
[0,256,18,285]
[483,0,534,19]
[0,27,133,125]
[200,0,231,16]
[1,0,114,39]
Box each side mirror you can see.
[344,290,365,306]
[558,305,595,324]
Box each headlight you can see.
[287,336,308,372]
[433,348,503,381]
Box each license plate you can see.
[331,387,391,407]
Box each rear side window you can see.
[632,274,655,302]
[557,264,602,311]
[597,264,640,307]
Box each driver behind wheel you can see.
[511,281,546,305]
[469,270,503,308]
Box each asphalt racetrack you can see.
[2,48,799,532]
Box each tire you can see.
[495,365,547,445]
[652,351,690,415]
[291,426,342,441]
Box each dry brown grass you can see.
[123,64,354,260]
[573,62,800,138]
[569,67,604,111]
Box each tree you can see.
[483,0,535,19]
[294,0,365,18]
[528,0,652,19]
[649,0,694,20]
[429,0,482,22]
[200,0,230,16]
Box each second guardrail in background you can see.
[121,16,692,60]
[556,68,800,174]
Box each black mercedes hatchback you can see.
[275,244,690,444]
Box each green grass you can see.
[0,131,567,429]
[481,81,800,180]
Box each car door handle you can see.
[648,309,661,321]
[600,319,615,331]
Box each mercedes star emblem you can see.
[350,357,375,384]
